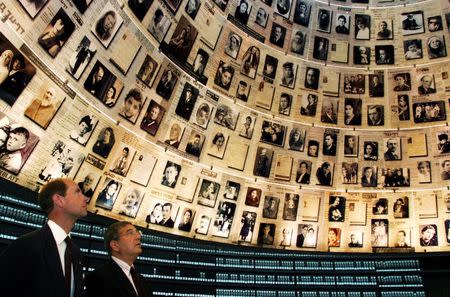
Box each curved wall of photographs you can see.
[0,0,449,253]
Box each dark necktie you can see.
[64,236,72,297]
[130,267,144,297]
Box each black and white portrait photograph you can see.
[417,74,436,95]
[283,193,299,221]
[335,14,350,34]
[38,141,83,182]
[254,7,269,28]
[37,8,75,58]
[91,3,123,48]
[344,73,365,93]
[0,32,36,106]
[341,162,357,184]
[328,196,345,222]
[316,161,334,186]
[0,113,39,175]
[245,187,261,207]
[441,159,450,181]
[275,0,292,18]
[137,54,159,87]
[262,196,279,219]
[163,0,183,14]
[320,98,338,124]
[24,83,65,130]
[317,8,332,33]
[363,141,378,161]
[257,223,276,245]
[74,163,101,203]
[304,67,319,90]
[323,131,337,156]
[419,224,438,246]
[146,199,179,228]
[397,94,410,121]
[206,130,229,159]
[211,201,236,238]
[224,32,242,59]
[427,36,447,59]
[239,211,256,242]
[371,219,388,247]
[191,48,209,81]
[269,23,286,48]
[353,46,370,65]
[367,105,384,126]
[109,144,136,177]
[175,82,199,121]
[66,36,97,80]
[263,55,278,80]
[260,120,286,147]
[344,98,362,126]
[236,80,251,102]
[373,198,387,215]
[313,36,329,61]
[214,104,238,130]
[185,0,201,19]
[165,16,198,63]
[403,39,423,60]
[156,67,179,100]
[290,30,306,55]
[84,60,123,107]
[361,166,377,187]
[375,45,394,65]
[214,61,234,90]
[194,214,210,235]
[296,224,317,247]
[238,114,255,139]
[307,140,319,157]
[177,207,195,232]
[383,137,401,161]
[369,73,384,97]
[412,101,446,123]
[436,131,450,154]
[161,161,182,188]
[393,73,411,91]
[293,0,311,27]
[223,180,240,200]
[128,0,152,21]
[296,160,311,184]
[382,168,410,187]
[427,16,443,32]
[118,88,146,124]
[164,121,185,149]
[253,147,273,178]
[193,100,213,129]
[147,6,172,43]
[355,14,370,40]
[343,135,358,157]
[288,127,305,151]
[279,228,292,247]
[417,161,431,183]
[95,178,121,211]
[117,187,144,218]
[18,0,49,18]
[376,20,393,40]
[92,127,115,159]
[69,115,98,146]
[300,93,318,116]
[234,0,252,25]
[240,46,259,79]
[348,231,363,248]
[401,11,424,35]
[280,63,297,88]
[197,179,221,208]
[140,100,165,136]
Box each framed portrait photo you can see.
[90,3,124,48]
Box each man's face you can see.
[79,122,90,136]
[396,231,405,243]
[265,64,274,74]
[123,98,141,118]
[283,67,293,78]
[275,27,282,39]
[280,96,288,108]
[380,22,387,30]
[165,166,178,182]
[395,76,405,86]
[95,67,104,81]
[256,9,265,21]
[263,225,270,235]
[238,83,246,94]
[387,140,397,152]
[83,175,94,187]
[104,14,116,30]
[350,235,356,243]
[61,180,88,218]
[221,71,232,86]
[444,161,450,172]
[325,135,333,146]
[12,59,23,70]
[422,76,432,88]
[368,108,380,123]
[306,69,315,85]
[193,136,200,145]
[43,89,54,101]
[162,205,172,220]
[300,163,307,173]
[379,50,386,60]
[6,132,27,152]
[150,107,160,120]
[365,168,373,177]
[113,224,142,258]
[338,18,345,26]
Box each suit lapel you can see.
[42,225,66,296]
[110,260,139,297]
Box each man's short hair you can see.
[125,88,143,102]
[104,221,133,255]
[163,202,172,210]
[10,127,30,142]
[338,15,346,22]
[38,178,68,215]
[398,230,406,236]
[438,133,448,141]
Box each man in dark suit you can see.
[159,202,175,228]
[86,221,153,297]
[0,178,88,297]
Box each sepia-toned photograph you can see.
[375,45,394,65]
[38,141,83,182]
[393,196,409,218]
[92,127,115,159]
[361,166,377,187]
[282,193,299,221]
[317,8,332,33]
[95,177,122,211]
[38,8,75,58]
[238,113,255,139]
[335,14,350,35]
[382,168,410,187]
[164,15,198,63]
[296,224,317,247]
[328,196,345,222]
[137,54,159,87]
[109,143,136,177]
[117,187,144,218]
[269,23,286,48]
[426,36,447,59]
[293,0,311,27]
[223,180,241,200]
[321,98,338,124]
[164,121,185,149]
[376,20,393,40]
[236,80,251,102]
[175,83,199,121]
[224,32,242,59]
[401,11,424,35]
[419,224,438,246]
[84,60,123,107]
[177,207,195,232]
[369,73,384,97]
[66,36,97,80]
[206,130,229,159]
[193,100,213,129]
[367,105,384,126]
[0,33,36,106]
[91,4,123,48]
[214,61,235,91]
[313,36,328,61]
[363,141,378,161]
[239,211,257,242]
[161,161,182,188]
[304,67,320,90]
[353,46,370,65]
[328,228,341,247]
[69,114,98,146]
[74,163,101,203]
[300,93,318,116]
[355,14,370,40]
[147,5,172,43]
[140,100,165,136]
[156,67,179,100]
[403,39,423,60]
[371,219,388,247]
[255,6,269,28]
[195,214,211,235]
[214,104,239,130]
[197,179,221,208]
[341,162,357,184]
[323,131,337,156]
[211,201,236,238]
[290,30,306,56]
[274,0,292,19]
[316,161,334,186]
[413,101,446,123]
[253,146,273,178]
[184,130,205,157]
[257,223,276,245]
[118,88,146,124]
[260,120,286,147]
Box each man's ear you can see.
[52,193,65,209]
[110,240,120,253]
